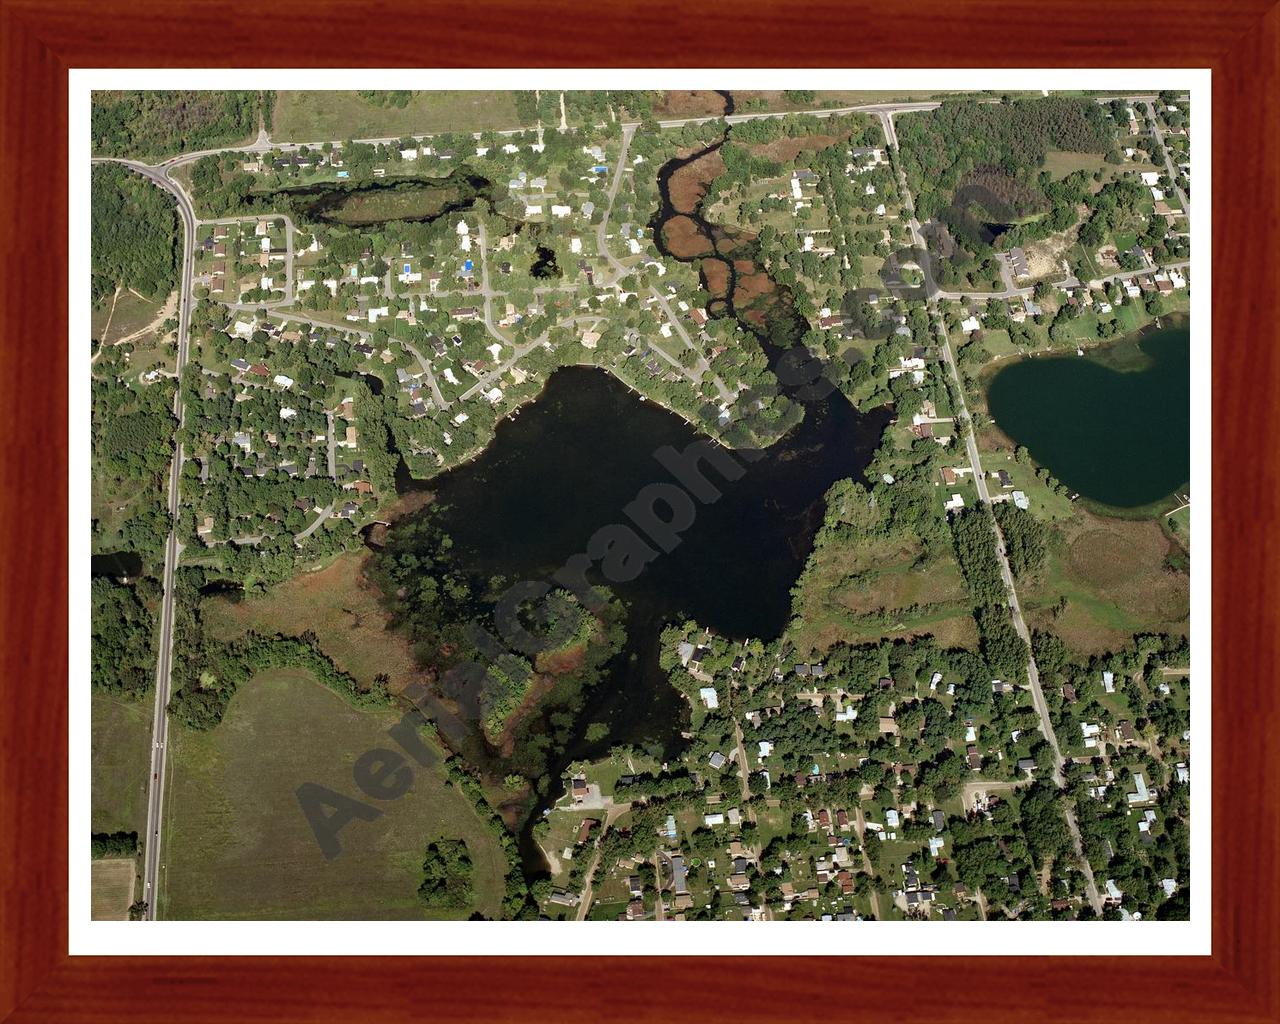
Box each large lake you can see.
[402,366,889,759]
[985,324,1190,508]
[387,94,891,869]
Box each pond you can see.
[530,243,560,279]
[264,168,497,227]
[91,551,142,578]
[985,323,1190,509]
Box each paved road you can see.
[882,116,1105,917]
[94,158,197,921]
[596,123,637,288]
[475,222,513,351]
[1143,102,1191,221]
[148,100,949,173]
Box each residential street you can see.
[881,117,1106,917]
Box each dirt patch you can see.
[662,215,713,259]
[1024,231,1074,279]
[91,858,135,920]
[536,642,587,676]
[667,148,726,214]
[113,290,177,347]
[655,91,729,120]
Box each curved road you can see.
[93,157,197,920]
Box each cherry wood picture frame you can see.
[3,1,1278,1020]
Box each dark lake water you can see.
[387,91,892,872]
[985,323,1190,508]
[414,365,887,742]
[530,244,560,279]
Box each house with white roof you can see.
[1127,772,1152,805]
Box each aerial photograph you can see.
[89,86,1192,924]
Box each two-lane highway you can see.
[94,157,196,919]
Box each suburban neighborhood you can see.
[91,87,1191,925]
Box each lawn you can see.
[272,91,526,142]
[1042,150,1109,181]
[91,690,153,836]
[91,859,137,920]
[159,666,508,920]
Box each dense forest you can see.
[91,164,178,305]
[91,830,139,859]
[91,347,177,558]
[949,506,1031,684]
[898,97,1115,219]
[896,97,1117,274]
[91,90,262,159]
[91,577,158,698]
[992,503,1050,579]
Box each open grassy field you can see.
[159,666,508,920]
[789,534,978,655]
[91,288,172,347]
[272,91,526,141]
[202,551,421,694]
[1041,150,1110,180]
[1020,512,1189,654]
[91,859,136,920]
[91,691,153,836]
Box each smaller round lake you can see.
[985,324,1190,509]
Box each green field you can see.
[91,691,153,836]
[789,532,977,655]
[201,551,423,692]
[1041,150,1109,180]
[1019,513,1189,654]
[91,288,172,348]
[272,91,526,141]
[158,666,508,920]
